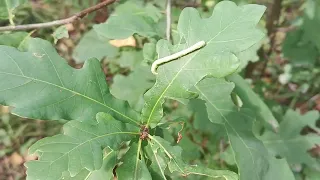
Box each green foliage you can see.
[93,1,163,39]
[283,0,320,66]
[116,142,152,180]
[263,156,295,180]
[60,150,117,180]
[0,1,319,180]
[0,0,26,24]
[143,42,157,63]
[261,110,320,169]
[0,31,29,48]
[111,66,154,111]
[112,50,144,70]
[303,168,320,180]
[26,113,139,180]
[142,2,266,127]
[52,25,69,44]
[188,99,218,132]
[236,42,261,71]
[146,135,238,180]
[227,74,279,130]
[73,30,118,63]
[194,77,270,180]
[0,38,139,124]
[283,28,318,65]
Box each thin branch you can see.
[0,0,116,32]
[166,0,172,42]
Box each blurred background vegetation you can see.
[0,0,319,179]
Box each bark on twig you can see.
[0,0,116,32]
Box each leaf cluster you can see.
[0,1,319,180]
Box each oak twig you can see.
[0,0,116,32]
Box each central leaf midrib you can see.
[0,71,138,123]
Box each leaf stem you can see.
[5,0,15,26]
[166,0,172,42]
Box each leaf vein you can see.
[0,71,139,124]
[41,48,65,87]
